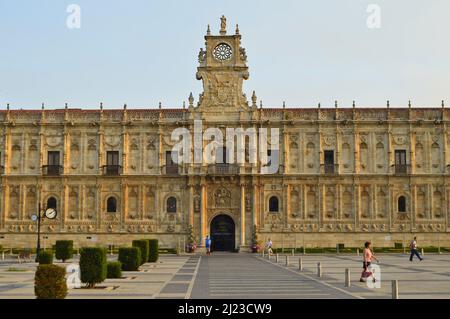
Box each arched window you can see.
[47,197,57,210]
[107,197,117,213]
[167,197,177,213]
[269,196,279,212]
[398,196,406,213]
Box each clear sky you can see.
[0,0,449,109]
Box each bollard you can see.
[317,262,322,278]
[110,245,114,256]
[285,255,289,266]
[303,246,306,255]
[356,248,360,256]
[292,249,295,256]
[421,248,424,256]
[262,250,265,258]
[392,280,399,299]
[1,251,4,261]
[268,253,271,261]
[276,253,279,263]
[345,268,351,287]
[299,258,303,271]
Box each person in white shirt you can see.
[409,236,423,262]
[266,238,273,255]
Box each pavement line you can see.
[257,256,364,299]
[185,256,201,299]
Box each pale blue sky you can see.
[0,0,449,109]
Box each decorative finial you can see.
[260,100,263,109]
[251,91,257,107]
[335,100,338,108]
[387,100,390,108]
[318,102,321,109]
[408,100,411,108]
[235,24,240,35]
[123,103,127,110]
[206,24,211,36]
[442,100,445,108]
[159,102,162,109]
[100,102,103,110]
[188,92,194,108]
[283,101,286,109]
[183,101,186,109]
[65,103,68,110]
[6,103,10,111]
[352,101,355,108]
[220,15,227,35]
[41,102,45,110]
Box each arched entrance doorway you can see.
[210,214,235,252]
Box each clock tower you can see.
[196,16,250,110]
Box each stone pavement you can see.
[256,252,450,299]
[0,253,448,299]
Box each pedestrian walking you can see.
[360,241,379,283]
[205,235,212,256]
[266,238,273,255]
[409,236,423,262]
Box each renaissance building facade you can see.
[1,17,449,250]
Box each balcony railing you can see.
[164,165,180,176]
[208,164,240,175]
[101,165,122,176]
[394,164,410,175]
[320,163,338,175]
[42,165,63,176]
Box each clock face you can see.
[213,43,232,61]
[45,208,57,219]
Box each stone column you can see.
[200,184,207,245]
[253,183,258,227]
[189,184,194,227]
[240,183,246,247]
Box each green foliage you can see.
[251,225,259,246]
[55,240,74,262]
[38,250,54,265]
[79,247,107,288]
[118,247,141,271]
[34,264,68,299]
[148,239,159,263]
[187,225,195,245]
[107,261,122,279]
[394,242,403,249]
[132,240,149,265]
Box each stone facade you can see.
[0,17,449,249]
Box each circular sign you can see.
[45,208,57,219]
[213,43,232,61]
[31,214,38,222]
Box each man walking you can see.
[205,235,212,256]
[409,236,423,261]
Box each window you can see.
[269,196,279,212]
[107,197,117,213]
[398,196,406,213]
[165,151,179,174]
[324,150,334,173]
[167,197,177,213]
[395,150,407,166]
[107,151,119,166]
[48,151,60,165]
[47,197,57,210]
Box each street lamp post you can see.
[33,203,57,262]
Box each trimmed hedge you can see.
[132,240,149,265]
[107,261,122,279]
[148,239,159,263]
[38,250,54,265]
[34,264,68,299]
[55,240,74,262]
[79,247,107,288]
[118,247,141,271]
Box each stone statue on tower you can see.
[220,15,227,34]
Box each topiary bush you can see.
[132,240,149,265]
[79,247,107,288]
[118,247,141,271]
[55,240,74,262]
[38,250,53,265]
[107,261,122,279]
[34,264,68,299]
[148,239,159,263]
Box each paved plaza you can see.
[0,253,449,299]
